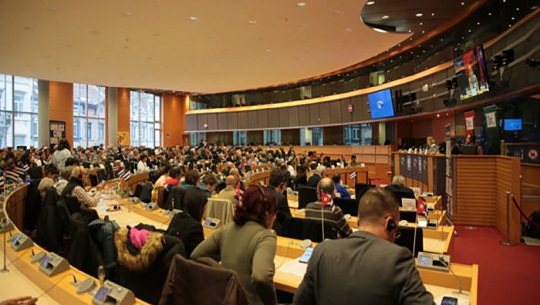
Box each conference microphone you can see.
[439,256,468,296]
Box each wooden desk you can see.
[2,188,150,305]
[290,209,453,254]
[273,255,478,305]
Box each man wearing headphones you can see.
[304,177,352,238]
[295,188,434,305]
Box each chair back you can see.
[281,217,337,242]
[27,166,43,179]
[158,187,170,209]
[206,198,235,225]
[354,183,375,200]
[333,197,360,217]
[298,185,318,209]
[96,168,107,182]
[159,255,249,305]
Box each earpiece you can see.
[386,217,397,233]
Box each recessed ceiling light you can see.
[189,16,199,21]
[432,13,435,16]
[123,11,133,17]
[419,22,423,25]
[461,2,465,6]
[416,13,423,17]
[373,28,388,33]
[366,1,375,5]
[382,15,390,20]
[297,2,307,7]
[248,20,257,24]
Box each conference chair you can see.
[355,183,375,200]
[35,187,65,253]
[333,197,360,217]
[23,178,42,233]
[157,187,170,209]
[166,187,186,211]
[27,166,43,179]
[281,217,337,243]
[298,185,318,209]
[159,255,249,305]
[96,168,107,182]
[395,226,424,257]
[206,198,235,226]
[390,189,416,207]
[104,162,115,180]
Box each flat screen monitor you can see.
[454,45,490,100]
[504,118,522,131]
[368,88,395,119]
[461,145,478,155]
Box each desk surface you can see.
[104,195,476,305]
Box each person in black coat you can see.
[166,187,207,257]
[268,168,291,235]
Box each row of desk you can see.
[105,194,477,304]
[2,183,477,305]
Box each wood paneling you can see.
[237,111,249,130]
[288,106,299,127]
[278,107,289,128]
[521,163,540,188]
[117,88,130,137]
[163,94,187,147]
[217,112,228,130]
[227,112,238,130]
[49,81,74,143]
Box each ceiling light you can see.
[189,16,199,21]
[461,2,465,6]
[432,13,435,16]
[373,28,388,33]
[248,20,257,24]
[382,15,389,20]
[366,1,375,5]
[419,22,423,25]
[416,13,423,17]
[297,2,307,7]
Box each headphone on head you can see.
[78,166,84,179]
[252,184,267,203]
[386,217,397,233]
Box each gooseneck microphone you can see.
[439,256,467,296]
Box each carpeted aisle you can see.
[449,225,540,305]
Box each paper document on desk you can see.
[278,258,308,277]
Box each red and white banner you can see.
[464,111,475,135]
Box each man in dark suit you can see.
[307,165,325,188]
[385,175,415,198]
[268,168,291,235]
[294,188,434,305]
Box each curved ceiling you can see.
[0,1,476,94]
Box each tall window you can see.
[73,84,106,148]
[130,91,161,147]
[0,74,39,148]
[233,131,247,146]
[344,124,372,145]
[264,130,281,146]
[190,133,206,146]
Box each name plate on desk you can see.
[39,252,70,277]
[416,252,450,272]
[10,233,33,251]
[92,280,135,305]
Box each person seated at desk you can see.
[463,133,483,155]
[61,165,102,208]
[137,154,151,173]
[179,170,200,189]
[163,166,181,189]
[307,165,325,188]
[197,173,218,198]
[348,154,358,167]
[217,175,240,206]
[166,187,207,257]
[305,177,352,238]
[230,167,245,191]
[332,173,351,199]
[191,185,279,305]
[294,188,434,305]
[426,136,440,155]
[38,163,59,200]
[384,175,415,199]
[268,168,292,235]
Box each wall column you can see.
[49,81,73,145]
[107,87,119,146]
[38,80,50,147]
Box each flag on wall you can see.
[483,105,497,128]
[464,111,475,134]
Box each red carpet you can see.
[449,225,540,305]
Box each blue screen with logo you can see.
[368,89,395,119]
[504,118,522,131]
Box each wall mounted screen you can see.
[454,45,490,100]
[504,118,522,131]
[368,88,395,119]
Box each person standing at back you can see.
[294,188,434,305]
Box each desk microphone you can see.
[439,256,467,296]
